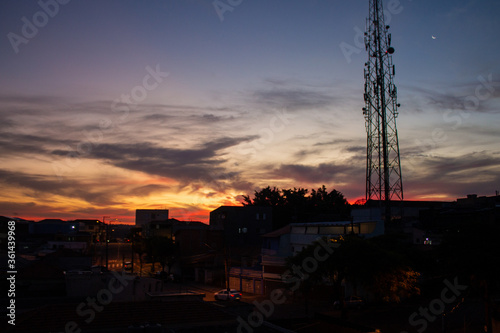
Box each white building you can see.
[289,220,384,255]
[260,220,384,294]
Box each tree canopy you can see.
[242,185,351,227]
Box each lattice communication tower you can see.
[363,0,403,218]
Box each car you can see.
[334,296,364,309]
[123,261,133,271]
[214,289,242,301]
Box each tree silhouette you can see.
[436,218,500,332]
[286,234,420,315]
[243,185,351,228]
[146,236,177,275]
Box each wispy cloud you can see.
[252,88,336,111]
[51,136,256,189]
[405,150,500,198]
[402,76,500,114]
[0,169,117,206]
[272,161,364,185]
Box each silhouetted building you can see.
[175,226,225,284]
[71,219,106,244]
[0,216,31,248]
[209,206,273,251]
[29,219,79,235]
[419,193,500,235]
[261,225,291,294]
[43,248,92,271]
[135,209,169,227]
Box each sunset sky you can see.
[1,0,499,223]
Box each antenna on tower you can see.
[363,0,403,222]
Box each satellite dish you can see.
[387,47,395,54]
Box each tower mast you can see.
[363,0,403,221]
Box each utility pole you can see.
[363,0,403,223]
[222,217,230,292]
[103,216,110,270]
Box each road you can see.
[92,242,133,270]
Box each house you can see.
[261,225,292,293]
[289,220,384,254]
[174,222,223,283]
[135,209,169,227]
[72,219,106,244]
[260,220,383,295]
[210,205,273,259]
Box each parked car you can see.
[334,296,364,309]
[123,261,133,271]
[214,289,242,301]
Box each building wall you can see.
[135,209,169,227]
[289,221,384,254]
[229,267,264,294]
[209,206,273,249]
